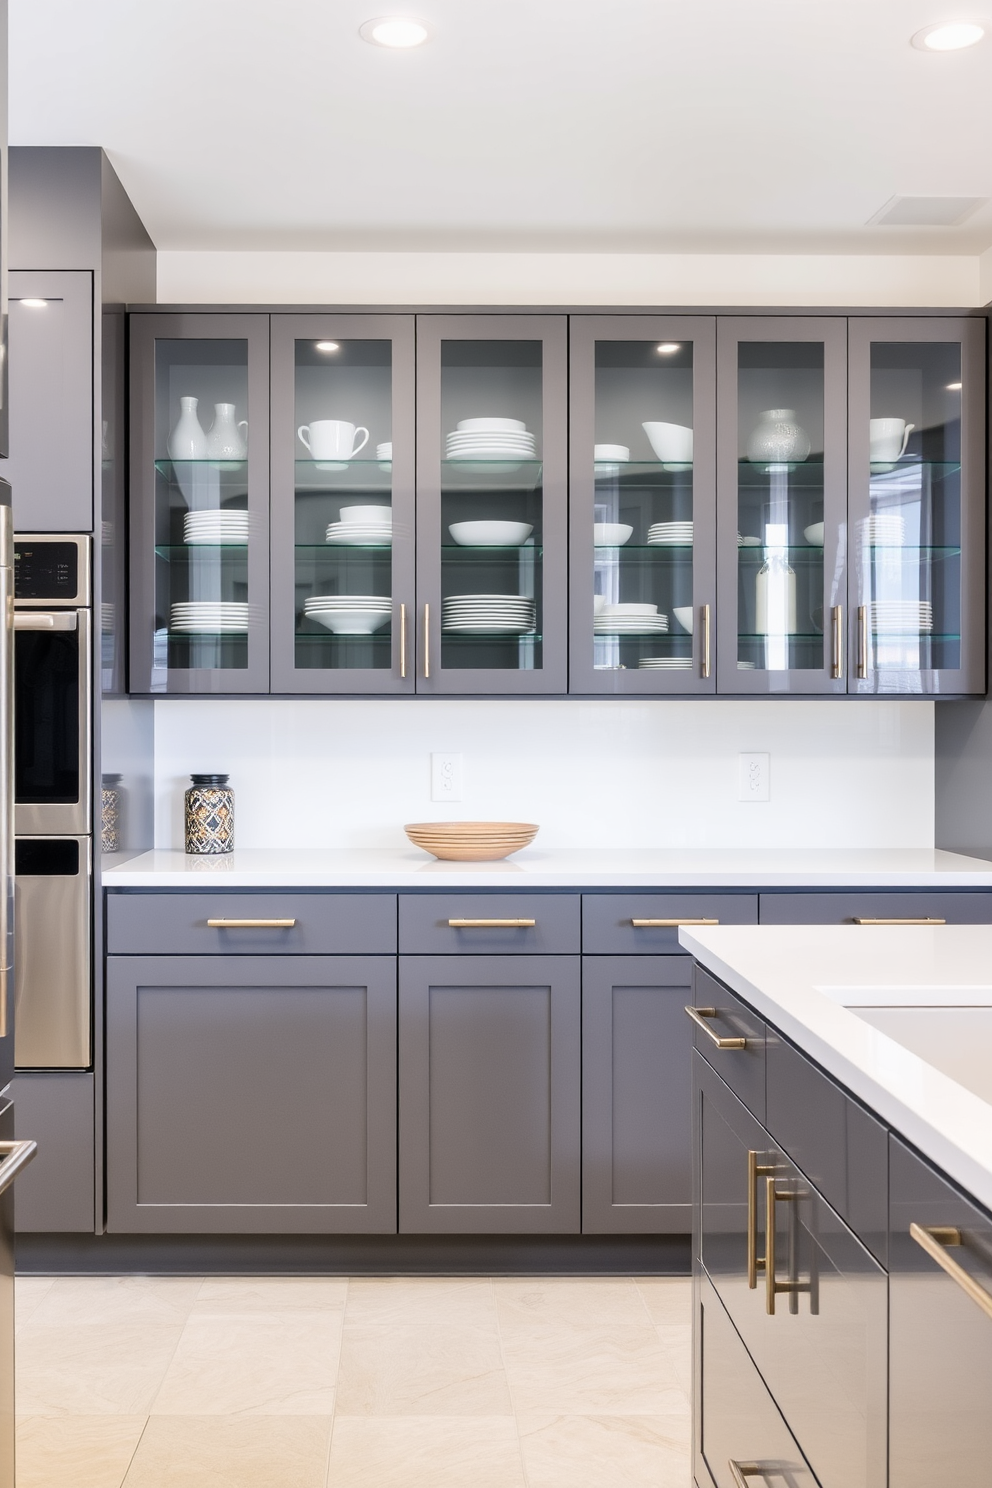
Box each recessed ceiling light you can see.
[19,299,47,309]
[946,381,963,390]
[315,341,340,353]
[360,16,431,47]
[912,21,985,50]
[656,343,681,355]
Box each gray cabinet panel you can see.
[890,1135,992,1488]
[3,271,93,532]
[107,955,397,1233]
[398,954,580,1233]
[582,957,691,1234]
[106,890,397,955]
[398,893,579,955]
[692,965,766,1121]
[582,892,758,955]
[12,1072,94,1232]
[759,889,992,924]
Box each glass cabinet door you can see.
[568,317,716,693]
[415,316,567,694]
[717,319,848,694]
[848,318,985,696]
[129,314,270,694]
[269,316,415,693]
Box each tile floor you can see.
[13,1273,692,1487]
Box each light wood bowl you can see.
[404,821,540,861]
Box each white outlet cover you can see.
[738,752,770,802]
[431,752,464,802]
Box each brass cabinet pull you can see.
[206,918,297,929]
[684,1005,747,1050]
[632,917,719,928]
[701,603,711,679]
[0,1140,37,1197]
[854,917,946,926]
[911,1223,992,1321]
[448,918,536,929]
[728,1464,768,1488]
[399,602,407,679]
[857,604,868,678]
[423,602,430,679]
[747,1150,774,1289]
[831,604,843,679]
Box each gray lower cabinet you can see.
[759,889,992,924]
[398,954,580,1233]
[13,1072,94,1232]
[106,954,397,1233]
[582,956,692,1234]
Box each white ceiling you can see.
[10,0,992,254]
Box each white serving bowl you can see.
[448,520,533,546]
[457,417,526,434]
[593,444,630,461]
[309,609,391,635]
[593,523,633,546]
[600,602,658,617]
[642,421,693,464]
[804,522,825,545]
[339,505,391,526]
[673,606,694,634]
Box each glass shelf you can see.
[441,631,541,641]
[155,544,248,558]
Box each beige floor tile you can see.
[657,1324,693,1393]
[501,1323,688,1415]
[635,1277,692,1326]
[122,1414,332,1488]
[15,1278,55,1333]
[30,1277,203,1329]
[16,1414,146,1488]
[345,1278,497,1330]
[16,1321,185,1417]
[336,1324,512,1417]
[495,1277,650,1328]
[194,1279,348,1315]
[326,1416,525,1488]
[151,1311,341,1417]
[518,1412,692,1488]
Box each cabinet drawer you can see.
[106,891,397,955]
[759,890,992,925]
[692,964,766,1121]
[582,893,757,955]
[398,894,579,954]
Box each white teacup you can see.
[642,421,693,464]
[869,417,914,463]
[298,419,370,461]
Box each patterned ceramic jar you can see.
[184,774,235,855]
[101,774,122,853]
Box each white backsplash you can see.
[150,698,935,852]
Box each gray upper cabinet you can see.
[3,271,93,533]
[568,316,717,694]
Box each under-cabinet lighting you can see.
[19,299,47,309]
[360,16,431,47]
[656,343,680,355]
[315,341,340,353]
[946,381,963,390]
[912,21,984,50]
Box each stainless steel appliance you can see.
[13,535,91,1069]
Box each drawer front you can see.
[106,891,397,955]
[582,892,758,955]
[398,893,580,955]
[692,964,766,1121]
[760,889,992,925]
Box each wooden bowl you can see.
[404,821,540,861]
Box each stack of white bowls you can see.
[648,521,693,546]
[595,603,669,635]
[867,600,933,634]
[304,596,391,634]
[442,594,536,634]
[594,443,630,477]
[445,418,536,470]
[325,505,393,545]
[638,656,692,670]
[170,601,249,633]
[859,513,905,546]
[184,509,249,545]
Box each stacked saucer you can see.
[648,521,693,546]
[170,601,249,633]
[184,509,249,545]
[867,600,933,633]
[442,594,536,634]
[595,603,669,635]
[326,504,392,546]
[377,441,392,471]
[446,418,536,471]
[859,513,905,546]
[638,656,692,670]
[304,595,391,634]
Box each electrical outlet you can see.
[431,753,464,802]
[738,752,770,802]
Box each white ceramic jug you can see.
[747,409,811,466]
[755,555,797,635]
[205,403,248,462]
[168,396,208,460]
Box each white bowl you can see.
[594,523,633,546]
[448,520,533,547]
[593,444,630,461]
[339,505,391,526]
[673,606,694,634]
[804,522,825,546]
[642,421,693,464]
[456,417,526,434]
[309,609,391,634]
[600,602,658,617]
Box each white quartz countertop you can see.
[101,846,992,889]
[680,923,992,1212]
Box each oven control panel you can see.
[13,535,90,606]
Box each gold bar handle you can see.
[423,602,430,679]
[701,603,711,679]
[857,604,868,679]
[448,918,535,929]
[207,918,297,929]
[854,917,946,926]
[748,1150,774,1288]
[399,602,407,680]
[684,1005,747,1050]
[0,1139,37,1198]
[631,917,719,928]
[911,1223,992,1321]
[831,604,843,679]
[728,1464,768,1488]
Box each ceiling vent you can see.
[868,196,986,227]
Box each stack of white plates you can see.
[647,521,693,546]
[638,656,692,670]
[442,594,536,634]
[595,604,669,634]
[184,510,249,545]
[867,600,933,633]
[303,596,391,634]
[859,513,905,545]
[737,660,757,669]
[325,504,392,545]
[170,602,249,633]
[445,418,536,465]
[377,441,392,471]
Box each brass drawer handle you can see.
[728,1464,771,1488]
[632,917,719,928]
[447,918,536,929]
[747,1150,774,1289]
[854,917,946,926]
[206,918,297,929]
[911,1223,992,1321]
[684,1005,747,1049]
[399,602,407,680]
[831,603,843,679]
[701,603,711,679]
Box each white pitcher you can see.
[168,396,207,461]
[205,403,248,462]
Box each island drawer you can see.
[691,965,766,1119]
[582,893,758,954]
[398,894,580,954]
[105,891,397,955]
[759,890,992,925]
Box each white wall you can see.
[152,698,935,852]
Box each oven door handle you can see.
[14,612,78,631]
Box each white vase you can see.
[205,403,248,462]
[747,408,811,465]
[755,556,797,635]
[168,396,208,460]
